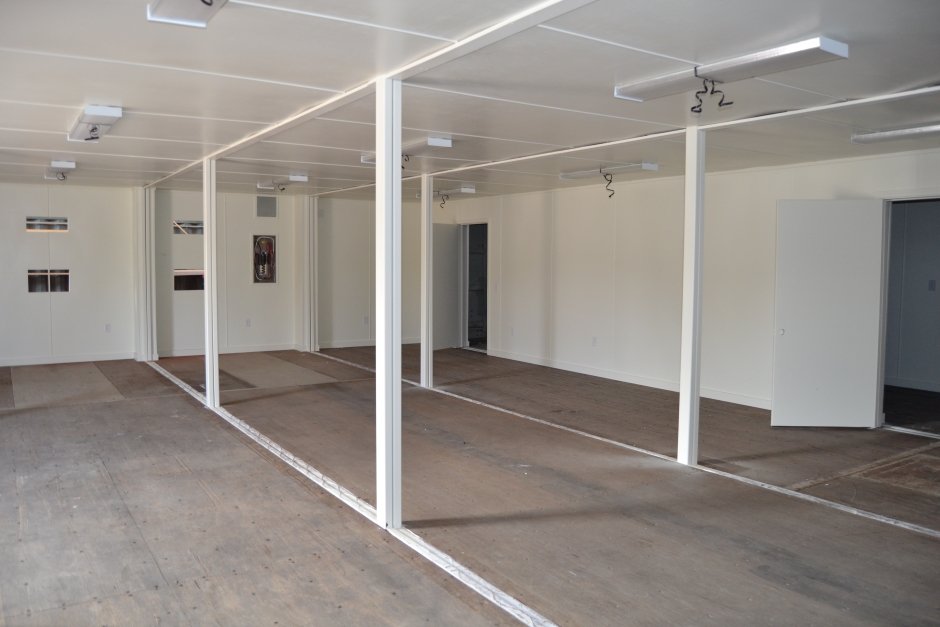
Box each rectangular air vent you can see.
[26,217,68,232]
[174,269,204,291]
[257,196,277,218]
[28,269,69,292]
[173,220,203,234]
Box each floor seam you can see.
[145,360,559,627]
[310,350,940,541]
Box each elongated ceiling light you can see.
[67,105,122,143]
[44,160,76,181]
[416,183,475,199]
[614,37,848,103]
[851,124,940,144]
[147,0,228,27]
[361,136,453,164]
[257,173,307,191]
[559,162,658,180]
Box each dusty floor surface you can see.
[0,360,512,627]
[156,349,940,626]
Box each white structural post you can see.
[420,173,434,388]
[202,158,221,409]
[301,195,319,352]
[133,187,158,361]
[375,76,403,529]
[677,126,706,466]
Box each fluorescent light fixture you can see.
[44,160,76,181]
[416,183,475,199]
[615,37,848,102]
[67,105,122,142]
[147,0,228,27]
[559,162,658,180]
[361,136,453,164]
[851,123,940,144]
[258,173,308,191]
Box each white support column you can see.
[203,158,221,409]
[301,195,318,353]
[420,173,434,388]
[677,126,706,466]
[133,187,158,361]
[375,76,402,529]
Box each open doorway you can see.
[883,198,940,434]
[467,224,487,350]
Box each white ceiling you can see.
[1,0,939,196]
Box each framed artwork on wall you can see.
[253,235,276,283]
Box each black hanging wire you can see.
[201,0,214,6]
[56,172,67,181]
[602,168,614,198]
[691,79,709,114]
[439,193,449,210]
[402,154,409,170]
[84,124,100,141]
[710,80,733,107]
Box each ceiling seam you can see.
[228,0,456,42]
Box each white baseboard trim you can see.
[317,337,420,349]
[885,377,940,394]
[0,352,136,367]
[157,343,299,359]
[486,349,771,410]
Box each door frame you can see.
[456,221,489,350]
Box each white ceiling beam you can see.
[147,0,596,188]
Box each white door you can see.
[772,200,888,427]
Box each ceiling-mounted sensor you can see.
[416,182,475,199]
[361,136,454,164]
[147,0,229,27]
[559,162,658,180]
[258,173,308,191]
[68,105,122,143]
[44,160,76,181]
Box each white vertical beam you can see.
[133,187,158,361]
[678,126,706,466]
[420,173,434,388]
[313,196,320,352]
[203,158,220,409]
[375,76,402,529]
[300,195,318,353]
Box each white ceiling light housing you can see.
[258,173,308,191]
[559,162,658,180]
[614,37,848,102]
[851,124,940,144]
[147,0,229,28]
[361,136,453,164]
[44,160,76,181]
[67,105,122,143]
[416,183,475,199]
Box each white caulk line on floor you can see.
[882,424,940,441]
[146,360,558,627]
[311,351,940,541]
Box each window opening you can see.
[26,217,68,232]
[173,220,203,234]
[174,269,204,291]
[28,269,69,292]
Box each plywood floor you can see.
[155,349,940,625]
[0,360,512,627]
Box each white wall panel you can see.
[613,178,684,387]
[552,187,616,370]
[0,185,52,364]
[49,187,135,360]
[401,202,421,343]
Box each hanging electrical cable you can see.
[602,168,614,198]
[439,193,449,210]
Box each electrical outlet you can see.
[105,323,111,333]
[364,315,369,325]
[592,336,597,347]
[246,318,251,328]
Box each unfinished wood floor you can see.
[0,360,512,627]
[157,349,940,625]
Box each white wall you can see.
[155,189,300,357]
[0,183,135,366]
[885,200,940,392]
[448,147,940,410]
[316,198,427,348]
